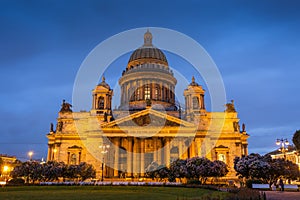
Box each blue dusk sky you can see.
[0,0,300,160]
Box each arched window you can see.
[136,88,140,100]
[155,85,159,100]
[193,97,199,109]
[98,97,105,109]
[71,154,77,165]
[144,85,150,100]
[165,88,168,101]
[129,88,135,102]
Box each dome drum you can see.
[119,30,176,111]
[119,79,176,110]
[123,63,173,76]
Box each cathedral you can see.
[46,30,249,180]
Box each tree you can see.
[156,165,169,181]
[145,162,169,181]
[168,159,187,182]
[210,160,228,178]
[234,153,265,180]
[65,164,80,180]
[145,161,159,180]
[11,161,96,183]
[78,162,96,181]
[234,154,300,186]
[186,157,212,184]
[11,161,43,183]
[283,159,300,180]
[41,161,66,181]
[292,130,300,151]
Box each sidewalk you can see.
[265,191,300,200]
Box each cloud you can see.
[248,125,297,155]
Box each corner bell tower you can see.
[184,76,205,121]
[91,76,113,120]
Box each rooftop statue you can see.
[225,100,236,112]
[60,99,72,113]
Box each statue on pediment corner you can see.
[60,99,73,113]
[225,100,236,112]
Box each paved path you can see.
[265,191,300,200]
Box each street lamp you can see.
[28,151,33,161]
[99,144,110,181]
[276,138,289,159]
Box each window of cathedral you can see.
[144,85,150,100]
[155,85,159,100]
[136,88,140,100]
[98,97,104,109]
[170,146,179,161]
[193,97,199,109]
[129,88,135,102]
[71,154,77,165]
[218,153,226,163]
[165,88,168,102]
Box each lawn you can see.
[0,186,228,200]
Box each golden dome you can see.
[127,30,168,67]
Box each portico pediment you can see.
[102,108,195,128]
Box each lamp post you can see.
[276,138,289,160]
[99,144,110,181]
[28,151,33,161]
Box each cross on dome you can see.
[190,76,199,86]
[143,29,153,46]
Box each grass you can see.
[0,186,228,200]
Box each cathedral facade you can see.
[47,30,249,180]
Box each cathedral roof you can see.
[127,30,168,66]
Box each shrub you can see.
[7,178,25,186]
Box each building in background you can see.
[46,31,249,180]
[268,146,300,170]
[0,154,17,181]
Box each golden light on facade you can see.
[46,30,250,180]
[3,165,9,173]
